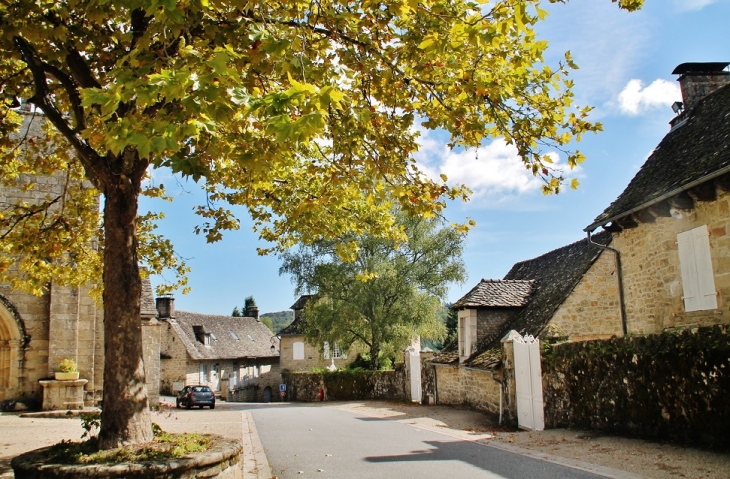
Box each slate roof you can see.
[169,311,279,361]
[451,279,534,309]
[500,231,610,343]
[586,82,730,231]
[430,231,611,369]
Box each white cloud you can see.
[413,127,579,207]
[673,0,721,12]
[616,79,680,115]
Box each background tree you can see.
[231,306,242,317]
[280,212,466,369]
[0,0,642,448]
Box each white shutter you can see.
[293,341,305,360]
[323,341,330,359]
[692,226,718,310]
[678,226,717,312]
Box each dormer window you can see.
[193,326,211,346]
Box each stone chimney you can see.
[155,296,175,320]
[673,62,730,112]
[245,305,259,320]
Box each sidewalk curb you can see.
[241,411,271,479]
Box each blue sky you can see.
[142,0,730,316]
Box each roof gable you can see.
[452,279,534,309]
[170,311,279,361]
[588,83,730,231]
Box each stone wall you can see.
[548,251,623,341]
[431,364,501,415]
[159,320,190,394]
[613,191,730,334]
[477,309,515,345]
[541,325,730,445]
[282,367,408,402]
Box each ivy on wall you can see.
[541,325,730,445]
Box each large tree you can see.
[0,0,642,448]
[280,213,466,369]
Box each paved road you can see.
[249,404,607,479]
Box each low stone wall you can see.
[281,367,408,402]
[431,364,501,415]
[542,325,730,445]
[11,435,242,478]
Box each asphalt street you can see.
[249,404,607,479]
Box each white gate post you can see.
[406,346,422,403]
[514,334,544,431]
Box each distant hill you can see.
[260,310,294,334]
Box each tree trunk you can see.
[370,344,380,370]
[97,176,153,449]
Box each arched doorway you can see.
[0,295,27,402]
[263,386,272,403]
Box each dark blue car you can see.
[176,385,216,409]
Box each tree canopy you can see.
[0,0,641,448]
[280,212,466,369]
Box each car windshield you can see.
[192,386,211,392]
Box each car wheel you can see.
[176,400,181,409]
[186,400,192,410]
[210,403,215,410]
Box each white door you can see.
[406,347,422,403]
[211,363,220,391]
[514,334,544,431]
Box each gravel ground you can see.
[334,401,730,479]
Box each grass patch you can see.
[46,431,212,465]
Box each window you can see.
[678,225,718,312]
[230,331,239,340]
[293,341,305,360]
[324,342,345,359]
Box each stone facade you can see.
[279,334,355,371]
[0,111,162,407]
[548,251,623,341]
[613,192,730,334]
[431,364,501,414]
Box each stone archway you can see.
[0,295,28,402]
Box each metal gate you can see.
[514,334,544,431]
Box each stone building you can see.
[429,232,622,417]
[585,62,730,334]
[0,109,161,407]
[157,297,281,402]
[279,295,364,371]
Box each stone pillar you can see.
[500,330,521,426]
[141,318,162,404]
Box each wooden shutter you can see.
[677,226,717,312]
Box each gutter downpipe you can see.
[587,230,628,336]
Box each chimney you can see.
[155,296,175,320]
[245,305,259,320]
[673,62,730,112]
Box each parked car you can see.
[176,385,216,409]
